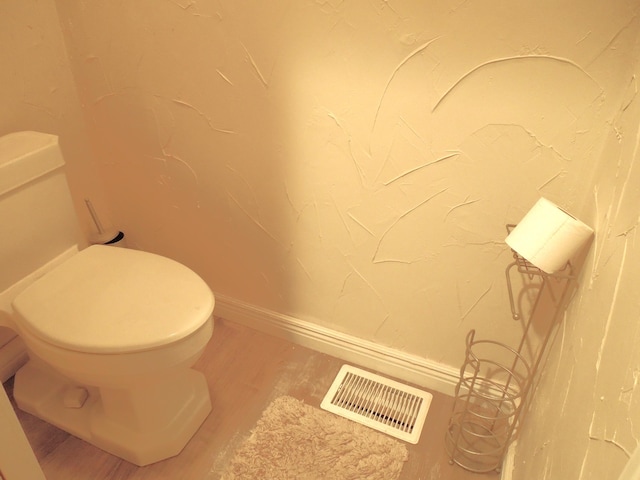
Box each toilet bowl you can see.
[11,245,215,466]
[0,131,215,466]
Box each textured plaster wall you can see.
[3,1,640,479]
[54,0,638,371]
[513,32,640,480]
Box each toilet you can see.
[0,131,215,466]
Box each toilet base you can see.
[14,359,212,466]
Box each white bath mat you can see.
[220,395,408,480]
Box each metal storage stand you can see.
[445,225,574,474]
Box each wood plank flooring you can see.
[3,318,493,479]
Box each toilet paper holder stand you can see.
[445,224,576,474]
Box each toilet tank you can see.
[0,131,80,293]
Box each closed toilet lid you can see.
[12,245,215,354]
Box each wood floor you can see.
[3,318,492,479]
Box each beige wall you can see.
[53,0,638,370]
[513,29,640,480]
[4,1,640,478]
[0,0,109,238]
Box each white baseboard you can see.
[213,293,460,396]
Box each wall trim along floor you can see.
[213,293,461,396]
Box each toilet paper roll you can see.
[505,198,593,273]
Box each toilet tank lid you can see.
[12,245,215,354]
[0,131,62,197]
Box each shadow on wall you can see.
[54,1,637,372]
[55,1,291,311]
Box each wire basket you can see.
[446,225,576,473]
[445,330,531,473]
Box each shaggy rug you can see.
[220,395,409,480]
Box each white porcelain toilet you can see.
[0,131,215,466]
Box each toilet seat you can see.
[12,245,215,354]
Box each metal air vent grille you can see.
[321,365,433,444]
